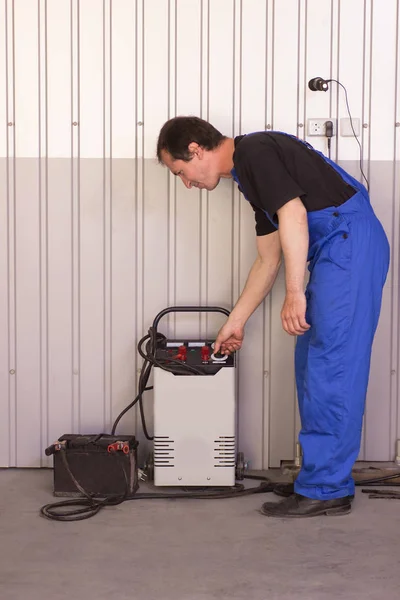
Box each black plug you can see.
[325,120,334,158]
[325,120,333,138]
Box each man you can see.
[156,116,390,518]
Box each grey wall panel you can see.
[396,162,400,454]
[14,159,42,466]
[47,159,73,461]
[269,269,297,467]
[110,159,137,434]
[0,160,10,466]
[78,160,108,432]
[205,182,234,337]
[0,156,398,468]
[174,186,202,339]
[139,160,170,453]
[1,0,400,469]
[364,161,396,460]
[237,304,267,469]
[237,198,267,468]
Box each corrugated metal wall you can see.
[1,0,399,468]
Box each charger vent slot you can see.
[154,436,175,467]
[214,436,235,467]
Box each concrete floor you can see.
[0,469,399,600]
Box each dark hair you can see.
[156,116,226,163]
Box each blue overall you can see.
[232,134,390,500]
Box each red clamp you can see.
[173,345,187,361]
[107,441,130,454]
[201,345,210,363]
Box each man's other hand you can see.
[281,291,310,336]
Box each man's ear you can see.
[188,142,203,159]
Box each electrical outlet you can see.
[307,118,337,136]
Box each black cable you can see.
[40,444,275,521]
[356,472,400,486]
[362,489,400,500]
[327,78,370,192]
[130,479,274,500]
[138,332,205,376]
[112,328,205,439]
[110,386,153,436]
[40,444,400,520]
[41,481,274,522]
[361,471,400,500]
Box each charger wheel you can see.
[145,452,154,482]
[236,452,245,480]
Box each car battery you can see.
[45,434,139,498]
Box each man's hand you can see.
[214,321,245,355]
[281,291,310,336]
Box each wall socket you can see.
[307,118,337,136]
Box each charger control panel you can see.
[155,340,235,373]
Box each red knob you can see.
[201,346,210,362]
[178,345,187,361]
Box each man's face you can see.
[161,143,221,191]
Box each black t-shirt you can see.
[232,132,356,236]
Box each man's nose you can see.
[180,175,192,189]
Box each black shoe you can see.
[273,482,295,497]
[273,482,355,500]
[260,493,352,518]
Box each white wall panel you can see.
[269,0,302,466]
[0,1,9,464]
[369,0,397,162]
[273,0,300,135]
[3,0,17,467]
[206,0,235,338]
[237,0,268,464]
[14,0,39,157]
[143,0,169,159]
[47,0,71,158]
[139,0,170,439]
[241,0,267,133]
[394,5,400,455]
[337,0,364,161]
[176,0,201,117]
[304,0,334,154]
[0,1,7,158]
[337,1,368,455]
[112,0,137,159]
[79,0,104,158]
[1,0,400,469]
[174,0,202,339]
[362,0,398,460]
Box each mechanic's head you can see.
[157,116,228,191]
